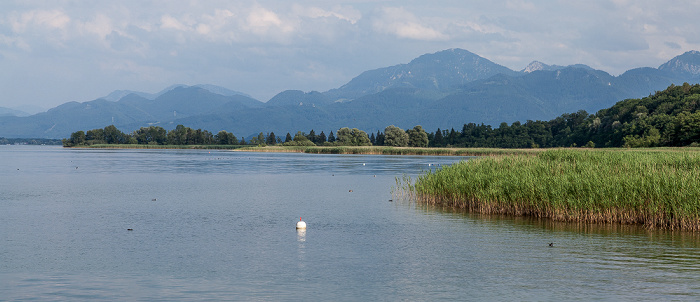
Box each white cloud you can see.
[196,23,211,35]
[297,5,361,24]
[75,13,113,45]
[2,0,700,109]
[373,7,447,41]
[505,0,536,11]
[10,9,71,33]
[160,15,189,31]
[246,6,293,34]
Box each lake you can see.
[2,146,700,301]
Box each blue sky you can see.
[1,0,699,110]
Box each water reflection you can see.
[402,201,700,284]
[297,229,306,242]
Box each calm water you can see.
[2,146,700,301]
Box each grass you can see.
[399,149,700,230]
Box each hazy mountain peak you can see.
[102,84,254,103]
[522,61,552,73]
[102,90,154,102]
[192,84,252,98]
[0,107,31,117]
[325,48,517,100]
[659,50,700,76]
[522,61,593,73]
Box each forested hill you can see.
[588,82,700,147]
[425,83,700,148]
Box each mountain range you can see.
[2,49,700,139]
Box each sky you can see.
[1,0,700,111]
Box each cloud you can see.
[2,0,700,109]
[160,15,189,31]
[665,41,681,49]
[246,6,293,34]
[575,25,649,52]
[10,9,71,33]
[372,7,447,41]
[297,5,361,24]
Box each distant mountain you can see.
[266,90,333,107]
[101,84,252,102]
[324,48,519,100]
[2,48,700,139]
[0,107,30,117]
[658,50,700,79]
[522,61,593,73]
[0,86,263,138]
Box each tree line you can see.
[429,83,700,148]
[62,124,429,147]
[64,83,700,148]
[1,137,62,145]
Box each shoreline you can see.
[66,144,699,156]
[236,146,546,156]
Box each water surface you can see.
[2,146,700,300]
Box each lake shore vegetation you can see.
[399,149,700,230]
[63,84,700,150]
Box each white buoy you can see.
[296,217,306,229]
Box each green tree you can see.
[407,125,429,147]
[85,128,105,144]
[249,132,266,145]
[65,130,86,146]
[375,130,385,146]
[317,131,327,145]
[307,129,317,144]
[431,128,443,147]
[103,125,128,144]
[384,125,408,147]
[266,132,277,145]
[283,131,315,146]
[134,126,167,145]
[336,127,371,146]
[215,130,237,145]
[167,125,189,145]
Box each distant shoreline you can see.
[65,144,699,156]
[235,146,544,156]
[66,144,246,150]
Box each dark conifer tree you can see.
[318,131,327,144]
[307,129,317,144]
[266,132,277,145]
[375,130,385,146]
[432,128,443,147]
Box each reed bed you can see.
[401,149,700,230]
